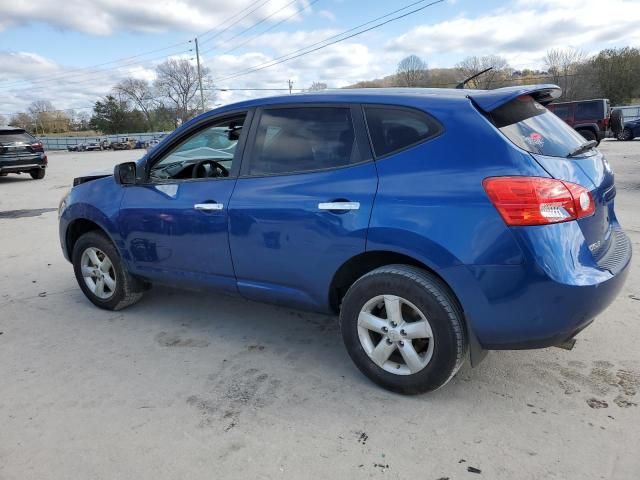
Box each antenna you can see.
[456,67,493,89]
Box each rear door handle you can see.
[194,203,224,211]
[318,202,360,211]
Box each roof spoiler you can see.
[468,84,562,112]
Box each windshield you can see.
[490,95,592,158]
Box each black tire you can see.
[72,231,146,310]
[578,129,596,142]
[30,169,45,180]
[618,128,634,141]
[610,109,624,136]
[340,265,467,394]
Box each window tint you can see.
[249,107,359,175]
[149,114,245,181]
[551,105,571,120]
[491,95,591,158]
[364,107,441,157]
[0,131,35,144]
[575,101,604,121]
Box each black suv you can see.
[546,99,624,145]
[0,126,47,179]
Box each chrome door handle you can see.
[194,203,224,211]
[318,202,360,211]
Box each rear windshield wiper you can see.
[567,140,597,158]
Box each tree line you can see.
[352,46,640,105]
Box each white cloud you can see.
[387,0,640,68]
[0,0,308,35]
[318,10,336,21]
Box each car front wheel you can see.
[72,231,146,310]
[340,265,467,394]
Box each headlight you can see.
[58,189,71,218]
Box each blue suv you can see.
[58,85,631,393]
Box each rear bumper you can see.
[0,156,47,173]
[443,224,631,349]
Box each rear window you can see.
[0,131,35,144]
[490,95,590,158]
[575,101,605,121]
[364,107,442,157]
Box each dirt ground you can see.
[1,140,639,479]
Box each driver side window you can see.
[149,113,246,182]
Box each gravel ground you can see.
[1,140,639,480]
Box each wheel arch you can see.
[329,249,487,366]
[65,218,115,260]
[329,250,457,314]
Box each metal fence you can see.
[39,131,172,151]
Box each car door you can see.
[228,104,378,311]
[118,111,252,293]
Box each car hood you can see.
[73,168,112,186]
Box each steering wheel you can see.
[192,159,229,179]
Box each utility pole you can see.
[194,37,206,113]
[288,79,293,94]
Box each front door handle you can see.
[194,203,224,211]
[318,201,360,211]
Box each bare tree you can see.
[154,59,212,126]
[9,112,34,130]
[308,81,328,91]
[114,77,158,130]
[544,48,586,100]
[456,55,511,89]
[28,100,56,134]
[397,55,429,87]
[0,114,6,126]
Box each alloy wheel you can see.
[80,247,117,300]
[357,294,434,375]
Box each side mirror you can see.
[114,162,137,185]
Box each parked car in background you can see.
[110,137,136,150]
[0,126,47,179]
[617,118,640,141]
[58,85,631,394]
[547,98,624,144]
[615,105,640,122]
[68,143,87,152]
[85,139,109,151]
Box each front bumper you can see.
[443,224,632,350]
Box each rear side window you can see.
[248,107,360,176]
[0,131,35,144]
[550,105,571,120]
[490,95,589,158]
[575,101,604,121]
[364,107,441,157]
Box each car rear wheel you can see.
[30,169,45,180]
[617,128,634,141]
[72,231,146,310]
[340,265,467,394]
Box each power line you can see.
[0,42,192,90]
[210,0,446,83]
[198,0,271,45]
[218,0,321,57]
[0,0,270,91]
[199,0,300,56]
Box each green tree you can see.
[590,47,640,105]
[91,95,129,134]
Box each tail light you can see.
[31,142,44,152]
[483,176,595,226]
